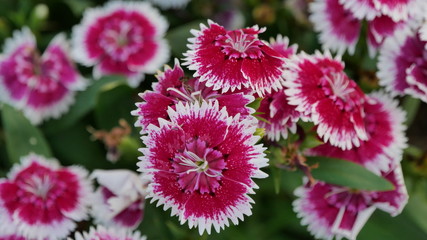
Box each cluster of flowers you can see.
[0,153,147,240]
[0,0,422,239]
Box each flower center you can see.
[99,18,143,61]
[22,174,53,199]
[172,139,226,194]
[216,29,263,59]
[166,79,219,104]
[320,71,363,111]
[325,187,375,213]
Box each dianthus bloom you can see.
[0,153,92,240]
[293,165,408,240]
[309,0,405,56]
[0,234,25,240]
[183,20,286,96]
[132,59,255,133]
[138,100,268,235]
[377,26,427,102]
[147,0,191,9]
[0,28,86,125]
[284,51,368,150]
[72,1,169,87]
[91,169,147,229]
[307,92,407,174]
[70,226,146,240]
[257,35,301,141]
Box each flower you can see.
[309,0,404,56]
[256,35,301,141]
[293,165,408,240]
[71,1,169,87]
[377,26,427,102]
[0,28,86,125]
[284,51,368,150]
[70,225,146,240]
[132,59,255,133]
[0,234,25,240]
[183,20,286,96]
[138,100,268,235]
[307,92,407,174]
[147,0,191,9]
[91,169,147,229]
[339,0,427,22]
[0,153,92,240]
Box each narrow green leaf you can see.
[42,75,125,134]
[1,104,52,163]
[299,134,324,150]
[307,156,395,191]
[402,95,421,127]
[248,97,263,111]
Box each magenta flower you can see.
[138,100,268,234]
[307,92,407,174]
[257,35,300,141]
[293,165,408,240]
[0,234,25,240]
[71,226,146,240]
[0,28,86,125]
[91,169,147,229]
[132,59,255,133]
[339,0,426,22]
[71,1,170,87]
[377,26,427,102]
[183,20,286,96]
[309,0,404,56]
[0,153,92,240]
[284,51,368,150]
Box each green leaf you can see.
[248,97,263,111]
[402,95,421,127]
[307,156,395,191]
[94,83,136,130]
[42,75,125,134]
[166,20,204,58]
[1,104,52,163]
[299,134,324,150]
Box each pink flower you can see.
[91,169,147,229]
[71,225,146,240]
[0,234,25,240]
[132,59,255,133]
[71,1,170,87]
[307,92,407,174]
[257,35,301,141]
[0,153,92,240]
[293,165,408,240]
[339,0,427,22]
[309,0,404,56]
[377,26,427,102]
[0,28,86,125]
[138,100,268,235]
[284,51,368,150]
[183,20,286,96]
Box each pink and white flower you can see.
[293,165,408,240]
[284,51,368,150]
[0,153,92,240]
[147,0,191,9]
[183,20,286,96]
[257,35,301,141]
[339,0,427,22]
[377,26,427,102]
[307,92,407,174]
[70,225,146,240]
[0,28,86,125]
[91,169,147,229]
[0,234,25,240]
[132,59,255,133]
[309,0,404,56]
[71,1,170,87]
[138,100,268,235]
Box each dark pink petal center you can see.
[172,139,226,194]
[326,188,374,212]
[216,29,263,59]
